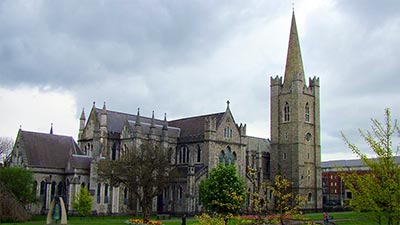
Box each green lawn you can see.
[1,212,383,225]
[2,215,196,225]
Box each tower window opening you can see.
[305,103,310,122]
[284,102,290,122]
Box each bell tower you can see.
[270,11,322,210]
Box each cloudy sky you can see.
[1,0,399,161]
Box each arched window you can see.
[196,145,201,163]
[305,103,310,122]
[284,102,290,122]
[265,152,271,179]
[97,183,101,203]
[219,151,225,164]
[178,146,189,164]
[225,146,231,165]
[232,152,237,165]
[40,181,46,197]
[122,144,128,158]
[104,184,109,203]
[308,193,312,202]
[33,181,37,197]
[111,142,119,160]
[124,187,128,205]
[58,182,64,197]
[178,186,183,205]
[51,181,56,200]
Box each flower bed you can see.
[127,218,163,225]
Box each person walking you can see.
[323,212,329,224]
[182,214,186,225]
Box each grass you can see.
[2,215,196,225]
[1,211,383,225]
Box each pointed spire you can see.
[135,108,141,126]
[283,11,305,89]
[162,113,168,131]
[150,110,155,128]
[102,101,106,111]
[50,123,53,134]
[80,108,86,120]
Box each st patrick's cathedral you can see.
[6,12,322,215]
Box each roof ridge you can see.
[95,107,164,121]
[169,112,225,123]
[20,130,73,139]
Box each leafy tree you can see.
[199,163,245,225]
[0,182,30,222]
[0,137,13,162]
[97,142,174,221]
[72,187,93,216]
[0,167,36,205]
[342,108,400,225]
[246,166,271,225]
[270,175,305,225]
[246,167,305,225]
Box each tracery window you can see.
[178,146,189,164]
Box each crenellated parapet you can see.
[304,76,320,95]
[270,75,283,87]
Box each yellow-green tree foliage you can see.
[246,166,271,225]
[72,187,93,216]
[342,108,400,225]
[246,166,306,225]
[270,175,305,225]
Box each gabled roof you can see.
[169,112,224,137]
[18,130,82,169]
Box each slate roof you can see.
[169,112,224,138]
[70,154,92,169]
[94,108,165,134]
[126,121,180,138]
[322,156,400,169]
[19,130,82,169]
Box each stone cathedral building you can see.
[6,11,322,215]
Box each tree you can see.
[341,108,400,225]
[0,137,13,162]
[0,167,36,205]
[246,166,271,225]
[270,175,305,225]
[97,142,174,221]
[0,182,30,222]
[199,163,245,225]
[72,187,93,216]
